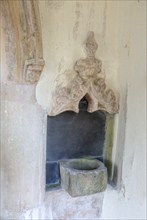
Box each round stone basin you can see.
[60,158,107,197]
[67,158,99,171]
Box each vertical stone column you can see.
[0,1,45,218]
[0,84,46,219]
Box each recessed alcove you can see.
[45,32,119,190]
[46,97,107,189]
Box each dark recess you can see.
[46,97,106,188]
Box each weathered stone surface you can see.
[60,159,107,197]
[44,189,104,220]
[1,0,44,84]
[47,31,119,116]
[0,85,46,218]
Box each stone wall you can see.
[0,83,46,219]
[0,1,146,219]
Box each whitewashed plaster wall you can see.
[36,1,146,219]
[36,0,119,110]
[102,1,146,219]
[0,0,146,219]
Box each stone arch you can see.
[0,0,44,84]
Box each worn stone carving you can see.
[48,31,119,116]
[23,59,45,84]
[1,0,44,84]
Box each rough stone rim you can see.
[59,158,106,174]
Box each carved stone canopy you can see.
[48,32,119,116]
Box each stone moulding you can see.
[1,0,44,84]
[48,31,119,116]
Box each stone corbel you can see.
[23,59,45,84]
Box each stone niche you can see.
[46,101,106,188]
[45,31,119,189]
[1,1,120,219]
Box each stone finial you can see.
[85,31,98,57]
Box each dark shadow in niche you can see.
[46,97,106,190]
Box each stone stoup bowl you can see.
[59,158,107,197]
